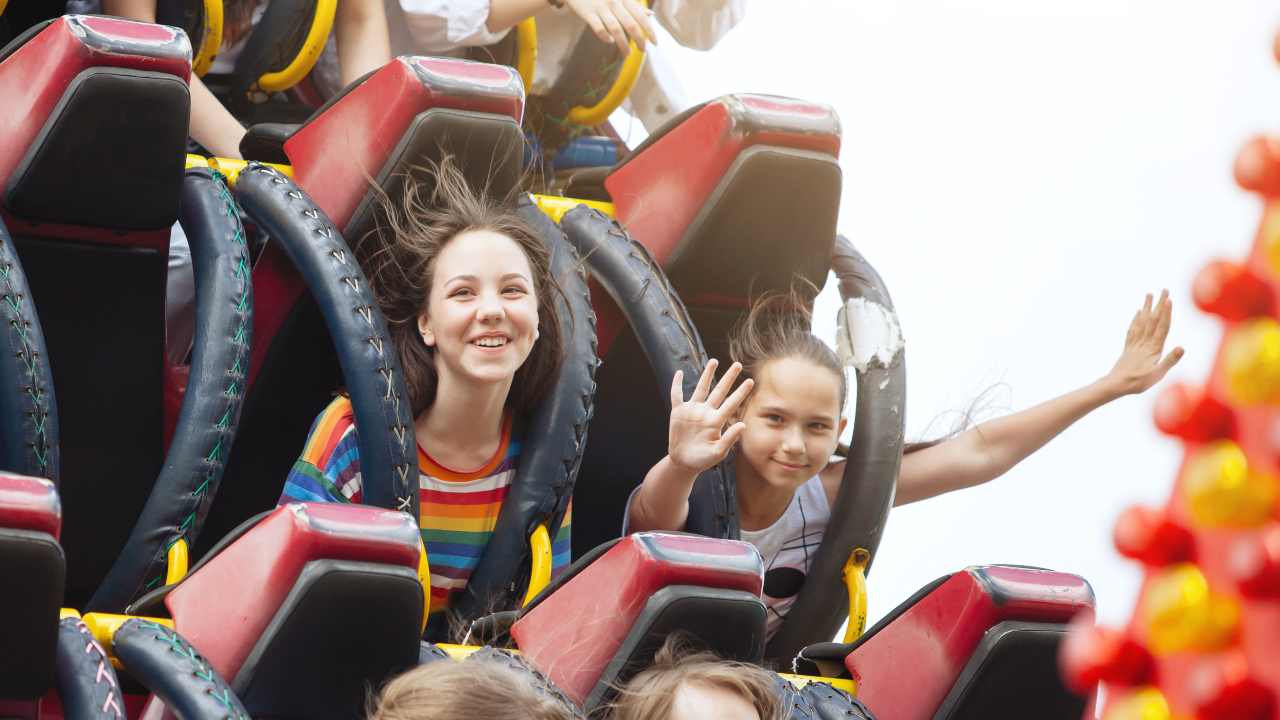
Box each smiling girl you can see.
[278,162,569,634]
[628,289,1183,636]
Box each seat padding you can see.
[0,15,190,196]
[0,473,64,699]
[843,566,1094,719]
[0,472,60,538]
[510,532,764,705]
[165,502,420,680]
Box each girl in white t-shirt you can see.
[628,288,1183,636]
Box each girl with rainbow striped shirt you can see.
[278,163,571,637]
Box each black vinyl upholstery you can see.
[0,527,63,699]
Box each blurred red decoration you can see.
[1193,260,1274,321]
[1060,614,1155,692]
[1153,382,1236,443]
[1235,135,1280,196]
[1228,524,1280,598]
[1187,653,1276,720]
[1114,505,1196,566]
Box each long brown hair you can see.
[728,285,847,418]
[607,635,783,720]
[359,158,564,417]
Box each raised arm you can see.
[335,0,391,85]
[627,360,752,532]
[893,290,1184,506]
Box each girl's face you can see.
[736,356,846,491]
[418,229,539,388]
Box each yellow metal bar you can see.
[515,18,537,92]
[186,153,210,170]
[778,673,858,695]
[530,194,615,223]
[418,537,431,633]
[522,523,553,607]
[565,1,649,127]
[842,547,870,644]
[257,0,337,93]
[0,0,9,17]
[204,156,294,186]
[59,608,82,620]
[165,538,189,585]
[191,0,224,77]
[82,613,175,656]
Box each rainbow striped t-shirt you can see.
[279,396,572,621]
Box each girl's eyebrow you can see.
[445,273,531,284]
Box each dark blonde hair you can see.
[359,158,564,417]
[728,286,847,418]
[221,0,257,47]
[369,657,581,720]
[607,636,783,720]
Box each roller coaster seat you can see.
[0,473,63,702]
[205,54,529,552]
[510,532,767,711]
[0,14,191,608]
[164,502,424,720]
[799,565,1094,720]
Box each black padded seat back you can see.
[0,527,64,699]
[666,146,839,302]
[933,621,1087,720]
[12,235,166,607]
[582,585,766,712]
[232,559,424,720]
[343,107,524,257]
[5,66,188,231]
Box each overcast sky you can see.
[620,1,1280,627]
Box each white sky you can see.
[617,1,1280,627]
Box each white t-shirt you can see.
[396,0,746,132]
[738,475,830,638]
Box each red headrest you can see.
[510,532,764,704]
[0,473,61,539]
[284,56,525,231]
[166,502,419,679]
[846,565,1094,718]
[0,15,191,192]
[604,94,840,266]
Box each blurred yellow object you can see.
[1103,687,1171,720]
[1141,563,1239,655]
[841,547,870,643]
[1261,201,1280,274]
[1223,318,1280,404]
[1182,441,1277,528]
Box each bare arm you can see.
[486,0,656,54]
[627,360,753,532]
[105,0,245,158]
[335,0,391,85]
[894,290,1184,506]
[484,0,546,33]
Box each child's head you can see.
[365,159,564,416]
[728,290,847,490]
[608,635,783,720]
[369,656,581,720]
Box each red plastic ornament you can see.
[1234,135,1280,196]
[1153,383,1236,443]
[1060,615,1156,692]
[1114,506,1196,566]
[1228,524,1280,598]
[1188,654,1276,720]
[1193,260,1274,321]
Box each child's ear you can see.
[417,313,435,347]
[838,417,849,437]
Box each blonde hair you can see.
[369,656,581,720]
[607,636,783,720]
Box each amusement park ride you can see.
[0,2,1273,719]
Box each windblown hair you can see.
[729,284,847,417]
[607,635,783,720]
[369,657,582,720]
[359,158,564,417]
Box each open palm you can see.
[668,360,754,474]
[1107,289,1185,396]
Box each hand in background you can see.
[563,0,657,54]
[667,359,753,475]
[1104,289,1185,397]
